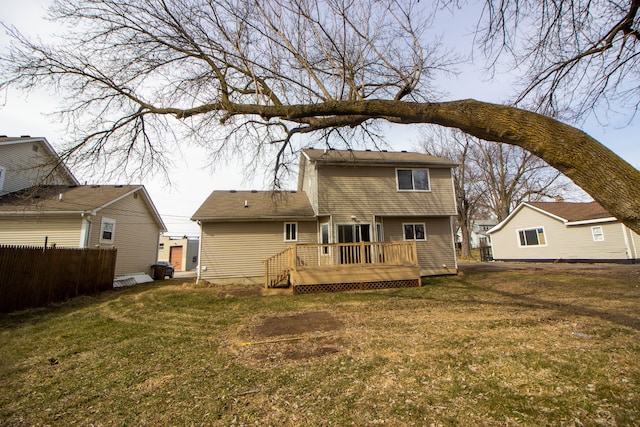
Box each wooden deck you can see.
[264,241,421,293]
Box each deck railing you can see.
[264,241,417,288]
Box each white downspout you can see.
[196,220,203,283]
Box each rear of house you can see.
[193,149,459,287]
[488,202,639,263]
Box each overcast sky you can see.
[1,1,638,236]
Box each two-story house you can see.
[0,136,167,276]
[192,148,458,292]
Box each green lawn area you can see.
[1,264,639,426]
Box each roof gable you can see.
[192,190,315,220]
[0,136,79,186]
[488,201,617,234]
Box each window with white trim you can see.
[591,226,604,241]
[99,217,116,244]
[518,227,546,247]
[403,223,426,241]
[0,166,5,192]
[284,222,298,242]
[396,168,430,191]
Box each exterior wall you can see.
[300,161,318,213]
[382,216,457,276]
[491,206,635,261]
[88,192,162,275]
[158,236,200,271]
[0,215,83,247]
[316,165,457,224]
[199,220,318,283]
[0,142,74,195]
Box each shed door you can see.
[170,246,183,271]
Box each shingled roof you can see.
[488,201,617,234]
[192,190,315,220]
[0,185,166,230]
[525,201,613,222]
[302,148,457,166]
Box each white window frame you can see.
[99,217,116,244]
[402,223,427,241]
[0,166,5,193]
[517,227,547,247]
[591,226,605,242]
[284,222,298,242]
[396,168,431,192]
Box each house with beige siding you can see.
[487,202,639,263]
[158,235,200,271]
[192,149,459,291]
[0,136,167,276]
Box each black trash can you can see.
[151,264,167,280]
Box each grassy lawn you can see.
[1,264,639,426]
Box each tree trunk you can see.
[237,99,640,234]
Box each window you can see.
[158,243,165,250]
[0,166,5,192]
[397,169,430,191]
[284,222,298,242]
[518,227,546,247]
[403,223,426,241]
[100,217,116,244]
[591,226,604,241]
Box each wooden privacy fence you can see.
[0,245,117,313]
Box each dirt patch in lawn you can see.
[236,311,345,363]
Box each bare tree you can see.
[1,0,639,233]
[472,0,640,121]
[420,129,484,259]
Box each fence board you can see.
[0,245,117,313]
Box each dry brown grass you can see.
[1,263,638,425]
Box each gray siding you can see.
[89,192,162,275]
[316,165,456,223]
[0,142,74,195]
[199,220,317,282]
[491,206,636,261]
[383,216,457,276]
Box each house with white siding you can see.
[487,201,639,263]
[0,136,167,276]
[192,148,459,292]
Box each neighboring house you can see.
[0,136,167,276]
[192,148,459,288]
[0,136,78,194]
[158,235,199,271]
[487,201,639,263]
[456,219,497,249]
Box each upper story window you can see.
[284,222,298,242]
[100,217,116,244]
[403,223,426,241]
[158,242,165,250]
[397,168,430,191]
[591,226,604,241]
[518,227,546,247]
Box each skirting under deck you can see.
[293,278,420,294]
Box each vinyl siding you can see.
[199,220,317,282]
[316,165,456,223]
[301,161,318,213]
[0,215,83,247]
[88,192,162,275]
[382,216,457,276]
[0,143,74,195]
[491,206,634,261]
